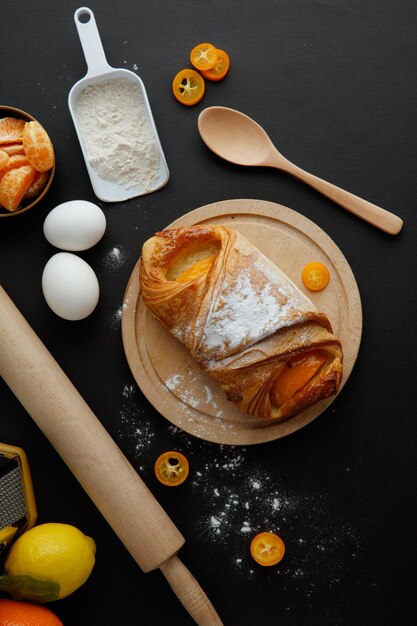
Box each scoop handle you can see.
[0,285,223,625]
[74,7,112,76]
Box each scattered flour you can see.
[75,78,160,191]
[115,383,361,603]
[103,245,127,270]
[116,383,157,470]
[191,456,361,586]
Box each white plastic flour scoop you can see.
[68,7,169,202]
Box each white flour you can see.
[102,245,127,270]
[75,78,160,191]
[115,383,362,607]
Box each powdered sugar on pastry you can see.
[203,270,283,351]
[201,265,315,357]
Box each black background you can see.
[1,1,417,624]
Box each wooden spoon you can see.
[198,106,403,235]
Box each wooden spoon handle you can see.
[161,556,223,626]
[277,158,403,235]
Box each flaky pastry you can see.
[139,224,343,422]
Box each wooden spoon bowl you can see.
[198,106,403,235]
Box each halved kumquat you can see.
[22,120,54,172]
[190,43,217,70]
[200,49,230,81]
[0,165,36,212]
[155,451,189,486]
[302,261,330,292]
[250,532,285,566]
[172,69,205,106]
[0,117,25,143]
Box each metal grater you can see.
[0,444,37,557]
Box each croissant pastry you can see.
[139,224,343,422]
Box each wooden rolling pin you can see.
[0,285,223,626]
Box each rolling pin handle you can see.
[161,556,223,626]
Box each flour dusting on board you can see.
[164,372,226,419]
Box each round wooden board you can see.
[121,199,362,445]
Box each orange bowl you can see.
[0,105,55,218]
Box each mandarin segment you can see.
[0,165,36,211]
[0,117,25,143]
[0,150,9,170]
[0,142,26,156]
[22,120,54,172]
[24,170,49,200]
[0,154,30,180]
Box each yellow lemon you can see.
[4,523,96,600]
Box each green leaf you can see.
[0,574,60,603]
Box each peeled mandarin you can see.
[24,170,49,200]
[22,120,54,172]
[0,117,25,143]
[0,165,36,211]
[0,150,9,170]
[0,142,26,156]
[0,154,30,180]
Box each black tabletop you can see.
[1,1,417,625]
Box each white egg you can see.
[43,200,106,251]
[42,253,100,321]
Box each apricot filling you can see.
[270,349,327,406]
[166,241,220,282]
[176,255,215,283]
